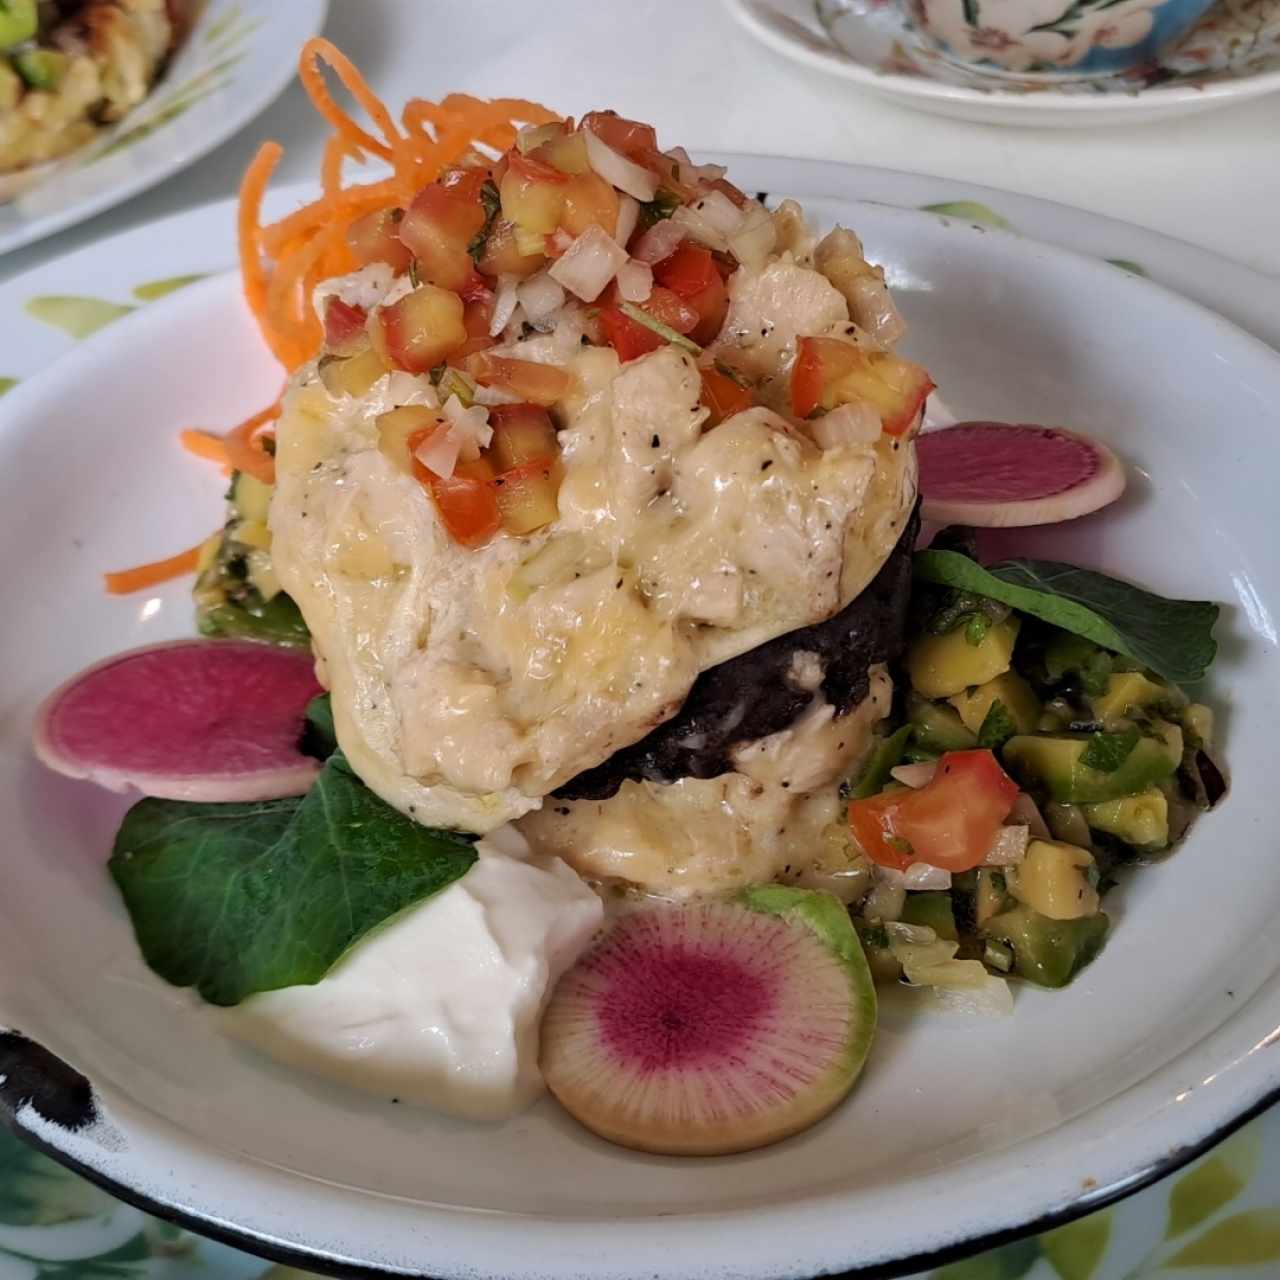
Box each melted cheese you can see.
[519,667,892,897]
[271,255,916,834]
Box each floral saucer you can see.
[728,0,1280,125]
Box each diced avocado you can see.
[1002,732,1179,804]
[197,592,310,647]
[847,724,913,800]
[900,891,958,941]
[14,49,67,90]
[907,694,976,755]
[1043,631,1113,694]
[1084,787,1169,850]
[1045,802,1092,848]
[1091,671,1178,722]
[1009,840,1098,920]
[985,905,1109,989]
[950,671,1041,737]
[975,868,1009,928]
[906,615,1020,700]
[0,0,37,50]
[232,471,274,525]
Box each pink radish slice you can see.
[34,639,324,802]
[917,422,1126,527]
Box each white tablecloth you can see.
[3,0,1279,284]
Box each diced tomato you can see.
[501,151,570,236]
[438,166,492,201]
[399,182,488,293]
[634,147,697,202]
[464,352,573,406]
[477,218,546,279]
[791,336,933,435]
[491,457,559,535]
[560,171,620,239]
[580,110,658,160]
[322,297,368,355]
[791,336,864,419]
[452,295,496,360]
[849,750,1020,873]
[536,129,591,176]
[655,244,727,344]
[699,366,752,426]
[346,208,413,273]
[655,243,718,298]
[488,403,559,471]
[599,306,662,363]
[374,285,467,373]
[419,448,501,548]
[644,286,699,335]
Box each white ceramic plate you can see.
[2,162,1280,1280]
[0,0,328,257]
[727,0,1280,126]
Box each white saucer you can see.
[728,0,1280,126]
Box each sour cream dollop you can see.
[219,827,603,1119]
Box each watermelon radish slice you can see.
[917,422,1125,527]
[33,639,324,802]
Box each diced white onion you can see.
[633,218,687,264]
[904,862,952,891]
[615,258,654,303]
[516,121,562,154]
[664,146,728,188]
[550,303,589,358]
[984,824,1030,866]
[862,875,905,923]
[690,189,744,236]
[442,394,492,449]
[885,920,938,947]
[932,976,1014,1016]
[582,128,658,201]
[548,224,629,302]
[726,200,777,271]
[811,401,883,450]
[382,371,436,408]
[413,424,460,479]
[472,383,523,407]
[922,390,960,431]
[1009,793,1051,840]
[672,204,727,252]
[517,271,567,329]
[615,194,640,250]
[889,762,936,789]
[490,275,520,336]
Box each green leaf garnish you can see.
[977,700,1017,750]
[1079,726,1140,773]
[110,754,477,1006]
[619,302,701,354]
[913,551,1219,685]
[847,724,912,800]
[468,179,502,262]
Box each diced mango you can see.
[906,616,1020,700]
[1010,840,1098,921]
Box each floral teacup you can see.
[906,0,1220,77]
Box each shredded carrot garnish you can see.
[114,39,560,594]
[104,543,203,595]
[179,429,231,468]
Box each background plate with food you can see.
[0,0,327,256]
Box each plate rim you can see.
[3,172,1280,1280]
[0,0,330,258]
[725,0,1280,114]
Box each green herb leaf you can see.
[965,613,990,646]
[638,189,681,229]
[913,551,1219,684]
[468,179,502,262]
[25,295,135,339]
[618,302,701,354]
[978,700,1017,750]
[110,755,477,1006]
[133,273,207,301]
[1079,726,1140,773]
[848,724,912,799]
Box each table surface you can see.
[3,3,1279,1278]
